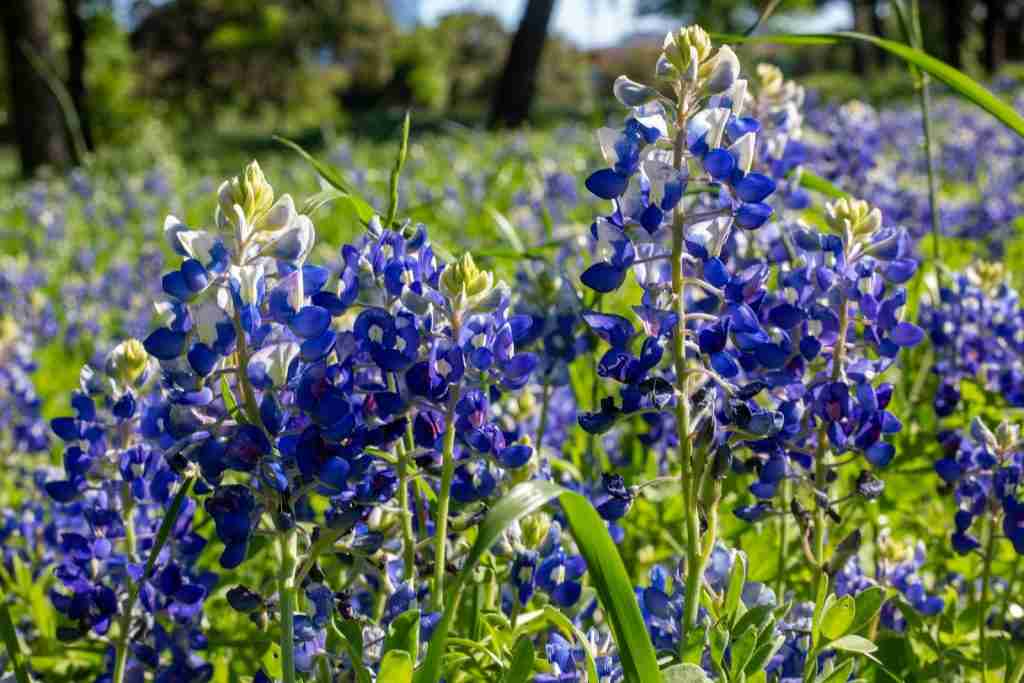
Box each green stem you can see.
[979,512,998,676]
[278,526,299,683]
[397,436,418,585]
[112,484,138,683]
[776,477,790,598]
[1009,650,1024,683]
[669,89,705,654]
[535,382,552,450]
[432,383,462,612]
[803,291,849,683]
[0,600,31,683]
[917,73,941,265]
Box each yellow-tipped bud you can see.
[106,339,149,386]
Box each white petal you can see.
[707,45,740,94]
[729,132,757,175]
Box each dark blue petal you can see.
[585,168,629,199]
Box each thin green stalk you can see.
[393,375,417,585]
[776,477,790,597]
[978,512,998,676]
[278,526,299,683]
[803,290,849,683]
[669,88,705,652]
[1009,650,1024,683]
[0,600,30,683]
[111,477,194,683]
[112,484,138,683]
[918,74,941,264]
[384,111,411,228]
[396,436,418,583]
[535,382,552,449]
[432,383,462,612]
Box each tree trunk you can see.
[489,0,556,129]
[2,0,72,176]
[851,0,875,75]
[983,0,1007,74]
[942,0,966,68]
[63,0,93,150]
[871,1,888,67]
[1006,4,1023,62]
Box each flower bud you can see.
[220,161,275,225]
[520,512,551,550]
[106,339,149,386]
[996,419,1020,451]
[440,253,497,312]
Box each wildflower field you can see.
[5,15,1024,683]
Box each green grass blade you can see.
[272,135,377,222]
[718,32,1024,139]
[500,636,536,683]
[0,600,31,683]
[792,170,849,199]
[558,490,661,682]
[144,475,195,579]
[415,481,660,683]
[385,111,412,228]
[415,480,564,683]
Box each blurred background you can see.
[1,0,1023,179]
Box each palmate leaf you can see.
[717,32,1024,139]
[415,481,660,683]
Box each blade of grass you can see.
[385,111,412,228]
[272,136,377,223]
[0,600,31,683]
[415,481,660,683]
[718,32,1024,139]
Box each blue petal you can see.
[734,173,776,203]
[144,327,187,360]
[703,149,736,181]
[581,262,626,293]
[585,168,629,199]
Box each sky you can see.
[417,0,854,49]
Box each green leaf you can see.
[729,627,758,679]
[732,604,774,639]
[828,634,878,655]
[558,489,662,682]
[660,663,712,682]
[745,635,786,676]
[262,642,283,680]
[144,476,195,579]
[385,111,412,227]
[794,170,849,199]
[718,32,1024,139]
[220,373,237,409]
[821,595,856,641]
[542,607,599,683]
[724,553,747,624]
[0,601,31,683]
[485,205,525,254]
[850,587,887,634]
[709,623,729,668]
[273,135,377,222]
[817,658,855,683]
[331,619,372,683]
[501,637,536,683]
[417,481,564,683]
[416,482,660,683]
[383,609,420,660]
[379,650,414,683]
